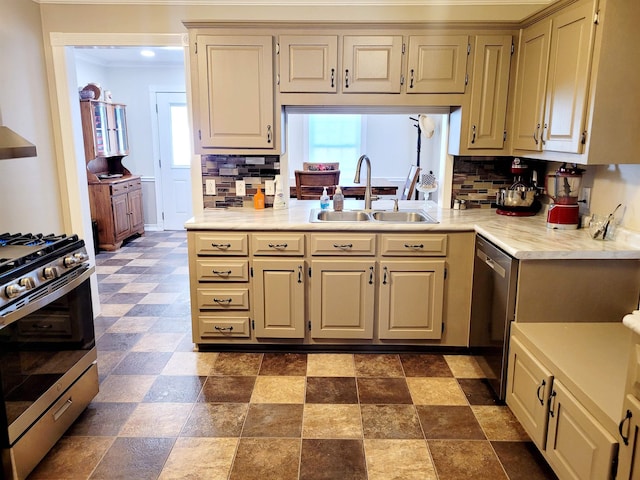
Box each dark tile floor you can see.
[28,231,558,480]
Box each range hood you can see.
[0,126,37,160]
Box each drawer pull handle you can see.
[53,398,73,422]
[212,270,232,276]
[268,243,288,249]
[369,266,374,285]
[404,243,424,249]
[382,266,388,285]
[214,325,234,332]
[409,69,415,88]
[536,379,546,405]
[619,409,632,446]
[298,265,303,283]
[345,69,350,88]
[330,68,335,88]
[211,243,231,249]
[213,298,232,304]
[333,243,353,249]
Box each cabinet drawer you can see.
[194,233,248,256]
[195,259,249,282]
[310,234,376,255]
[199,316,250,338]
[110,182,129,195]
[251,233,305,256]
[196,288,249,310]
[380,234,447,256]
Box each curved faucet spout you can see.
[353,154,379,209]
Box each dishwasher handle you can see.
[476,249,506,278]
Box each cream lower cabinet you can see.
[618,394,640,479]
[507,334,618,480]
[310,259,376,339]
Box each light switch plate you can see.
[205,179,216,195]
[265,180,275,195]
[236,180,246,196]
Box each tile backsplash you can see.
[201,155,280,208]
[452,156,545,209]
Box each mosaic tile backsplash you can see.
[201,155,280,208]
[452,156,545,209]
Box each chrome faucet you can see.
[354,154,379,210]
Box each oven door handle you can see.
[0,265,95,329]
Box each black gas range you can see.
[0,232,98,480]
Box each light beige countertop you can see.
[185,199,640,260]
[512,322,632,437]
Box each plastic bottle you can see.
[254,186,265,209]
[332,185,344,212]
[273,175,287,210]
[320,187,330,210]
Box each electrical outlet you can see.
[236,180,246,196]
[581,187,591,209]
[205,179,216,195]
[265,180,275,195]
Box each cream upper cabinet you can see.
[342,35,403,93]
[512,19,551,151]
[192,35,275,150]
[511,0,640,164]
[512,0,596,154]
[466,35,513,150]
[378,260,445,340]
[252,259,306,338]
[279,35,338,93]
[542,0,596,154]
[406,35,469,93]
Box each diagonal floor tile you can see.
[361,404,424,439]
[181,403,248,437]
[364,439,437,480]
[300,439,367,480]
[229,438,300,480]
[428,439,509,480]
[159,437,238,480]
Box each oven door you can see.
[0,266,96,447]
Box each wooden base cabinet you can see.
[89,177,144,251]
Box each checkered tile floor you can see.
[29,231,557,480]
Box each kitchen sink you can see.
[313,210,372,222]
[310,209,437,224]
[371,210,436,223]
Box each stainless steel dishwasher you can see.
[469,235,519,401]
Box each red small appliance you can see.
[546,163,584,230]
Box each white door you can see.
[156,92,192,230]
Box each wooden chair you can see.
[294,170,341,200]
[401,165,421,200]
[302,162,340,172]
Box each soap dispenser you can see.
[273,175,287,210]
[320,187,330,210]
[254,186,265,209]
[333,186,344,212]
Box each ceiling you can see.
[74,46,185,67]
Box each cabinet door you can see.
[546,380,617,480]
[127,186,144,234]
[94,102,113,157]
[253,259,305,338]
[378,260,445,340]
[195,35,274,149]
[342,36,403,93]
[310,260,375,338]
[467,35,512,149]
[618,394,640,480]
[506,336,553,449]
[543,0,597,153]
[279,35,338,93]
[111,193,131,241]
[406,35,469,93]
[512,19,551,151]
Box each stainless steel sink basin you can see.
[310,208,438,224]
[313,210,371,222]
[371,210,437,223]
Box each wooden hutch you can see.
[80,96,144,251]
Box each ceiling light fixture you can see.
[140,50,155,58]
